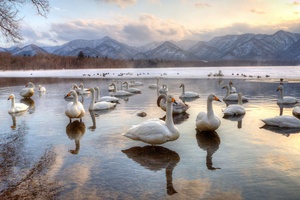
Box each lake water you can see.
[1,66,300,200]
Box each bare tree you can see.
[0,0,50,43]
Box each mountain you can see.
[2,30,300,62]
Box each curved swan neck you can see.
[73,92,79,104]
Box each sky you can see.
[5,0,300,47]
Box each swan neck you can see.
[279,89,283,100]
[238,95,242,105]
[225,87,230,97]
[11,97,15,109]
[89,90,95,110]
[96,88,101,100]
[165,100,175,129]
[207,99,214,118]
[181,85,185,94]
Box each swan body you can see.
[123,81,141,93]
[149,78,159,89]
[20,82,35,98]
[293,106,300,116]
[229,81,237,94]
[157,94,190,114]
[110,83,132,96]
[78,83,91,95]
[222,92,245,116]
[65,90,85,122]
[196,94,222,131]
[38,85,46,93]
[94,87,119,103]
[122,95,180,145]
[179,83,199,98]
[277,85,298,104]
[8,94,29,114]
[222,85,249,102]
[88,88,117,110]
[129,81,144,86]
[261,116,300,128]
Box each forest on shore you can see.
[0,52,298,71]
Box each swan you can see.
[261,115,300,128]
[88,88,117,110]
[277,85,298,104]
[149,77,159,88]
[123,81,141,93]
[7,94,29,114]
[129,80,144,86]
[64,90,85,122]
[122,95,180,145]
[293,106,300,117]
[38,85,46,93]
[158,84,168,94]
[229,81,237,94]
[110,83,132,97]
[222,85,249,102]
[179,83,199,99]
[78,83,91,95]
[196,94,222,131]
[222,92,245,116]
[20,82,35,98]
[157,94,190,114]
[94,86,119,103]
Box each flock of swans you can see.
[7,78,300,146]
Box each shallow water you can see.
[1,68,300,199]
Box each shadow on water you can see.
[122,146,180,195]
[66,120,86,155]
[260,125,300,137]
[223,114,245,129]
[196,129,221,170]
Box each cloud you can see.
[94,0,137,8]
[250,9,265,14]
[194,2,211,8]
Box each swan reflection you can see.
[260,125,300,137]
[122,146,180,195]
[196,129,221,170]
[66,120,86,154]
[9,112,26,129]
[20,98,35,113]
[223,114,245,129]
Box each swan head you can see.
[179,83,184,88]
[65,90,77,98]
[222,85,229,90]
[208,94,222,102]
[8,94,15,100]
[277,85,283,91]
[26,82,35,88]
[229,81,233,86]
[87,88,95,93]
[167,95,177,104]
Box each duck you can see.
[222,92,245,116]
[222,85,249,102]
[157,94,190,114]
[38,85,46,93]
[77,83,91,95]
[64,90,85,122]
[7,94,29,114]
[229,81,237,94]
[149,77,159,89]
[110,83,132,97]
[122,95,180,145]
[158,84,168,94]
[88,88,117,110]
[123,81,141,94]
[179,83,199,99]
[276,84,298,104]
[196,94,222,131]
[20,82,35,98]
[94,86,119,103]
[261,115,300,128]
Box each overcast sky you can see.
[8,0,300,47]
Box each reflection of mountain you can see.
[223,114,245,129]
[260,125,300,137]
[20,98,35,113]
[66,120,86,154]
[160,112,189,125]
[196,130,221,170]
[122,146,180,195]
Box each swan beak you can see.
[64,92,71,98]
[276,87,280,91]
[222,86,225,89]
[171,98,178,105]
[7,95,12,100]
[214,96,222,102]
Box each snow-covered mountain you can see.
[2,30,300,61]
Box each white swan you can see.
[88,88,117,110]
[64,90,85,122]
[122,95,180,145]
[261,116,300,128]
[229,81,237,94]
[123,81,141,94]
[94,86,119,103]
[129,80,144,86]
[157,94,190,114]
[7,94,29,114]
[20,82,35,98]
[149,77,159,88]
[38,85,46,93]
[222,92,245,116]
[222,85,249,102]
[158,84,168,94]
[277,85,298,104]
[78,83,91,95]
[196,94,222,131]
[293,106,300,117]
[110,83,132,96]
[179,83,199,99]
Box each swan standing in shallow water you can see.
[38,85,46,93]
[222,85,249,102]
[157,94,190,114]
[64,90,85,122]
[94,86,119,103]
[122,95,180,145]
[196,94,222,131]
[261,116,300,128]
[7,94,29,114]
[88,88,117,110]
[222,92,245,116]
[179,83,199,99]
[20,82,35,98]
[277,85,298,104]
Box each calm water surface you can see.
[1,67,300,200]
